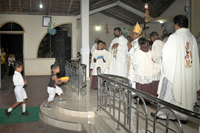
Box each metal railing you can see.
[97,68,200,133]
[65,60,87,92]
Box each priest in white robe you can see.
[126,22,142,88]
[109,27,128,77]
[153,15,200,123]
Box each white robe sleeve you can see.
[132,51,140,71]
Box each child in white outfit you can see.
[4,61,30,118]
[44,63,69,109]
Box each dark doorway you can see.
[0,34,24,74]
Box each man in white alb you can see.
[151,15,200,124]
[126,22,142,88]
[109,27,128,77]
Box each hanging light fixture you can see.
[40,0,43,8]
[95,21,101,31]
[95,26,100,31]
[160,21,164,23]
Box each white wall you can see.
[0,14,77,76]
[191,0,200,42]
[77,13,131,52]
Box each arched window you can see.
[0,22,24,31]
[38,24,72,58]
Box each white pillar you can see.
[81,0,89,77]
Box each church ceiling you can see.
[0,0,175,26]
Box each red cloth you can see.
[90,75,98,90]
[136,81,159,102]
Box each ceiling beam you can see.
[106,9,136,23]
[67,0,74,14]
[0,2,2,12]
[1,6,76,11]
[117,1,147,18]
[19,0,22,12]
[49,0,52,14]
[76,2,118,19]
[77,1,150,19]
[157,0,170,15]
[8,0,12,12]
[0,11,75,16]
[102,10,134,24]
[90,0,101,5]
[114,6,144,22]
[30,0,32,11]
[101,11,133,26]
[69,0,115,14]
[91,0,116,10]
[148,0,160,17]
[59,0,62,13]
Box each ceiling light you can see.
[40,4,43,8]
[95,26,101,31]
[160,21,164,23]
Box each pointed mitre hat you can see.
[133,22,142,34]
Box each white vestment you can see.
[157,28,200,120]
[91,49,110,75]
[125,38,140,88]
[151,39,164,65]
[91,43,97,54]
[132,50,161,84]
[109,36,128,77]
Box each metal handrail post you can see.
[78,62,82,92]
[97,67,101,111]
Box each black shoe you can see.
[22,111,31,116]
[180,120,187,124]
[134,100,144,105]
[150,112,164,120]
[4,110,11,118]
[169,119,187,124]
[151,112,158,119]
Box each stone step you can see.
[39,101,113,132]
[40,101,83,131]
[52,93,95,118]
[62,81,77,94]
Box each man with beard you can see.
[108,27,128,77]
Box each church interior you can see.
[0,0,200,133]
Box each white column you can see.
[81,0,89,77]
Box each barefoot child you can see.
[4,61,30,118]
[44,63,68,109]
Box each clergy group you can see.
[90,14,200,124]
